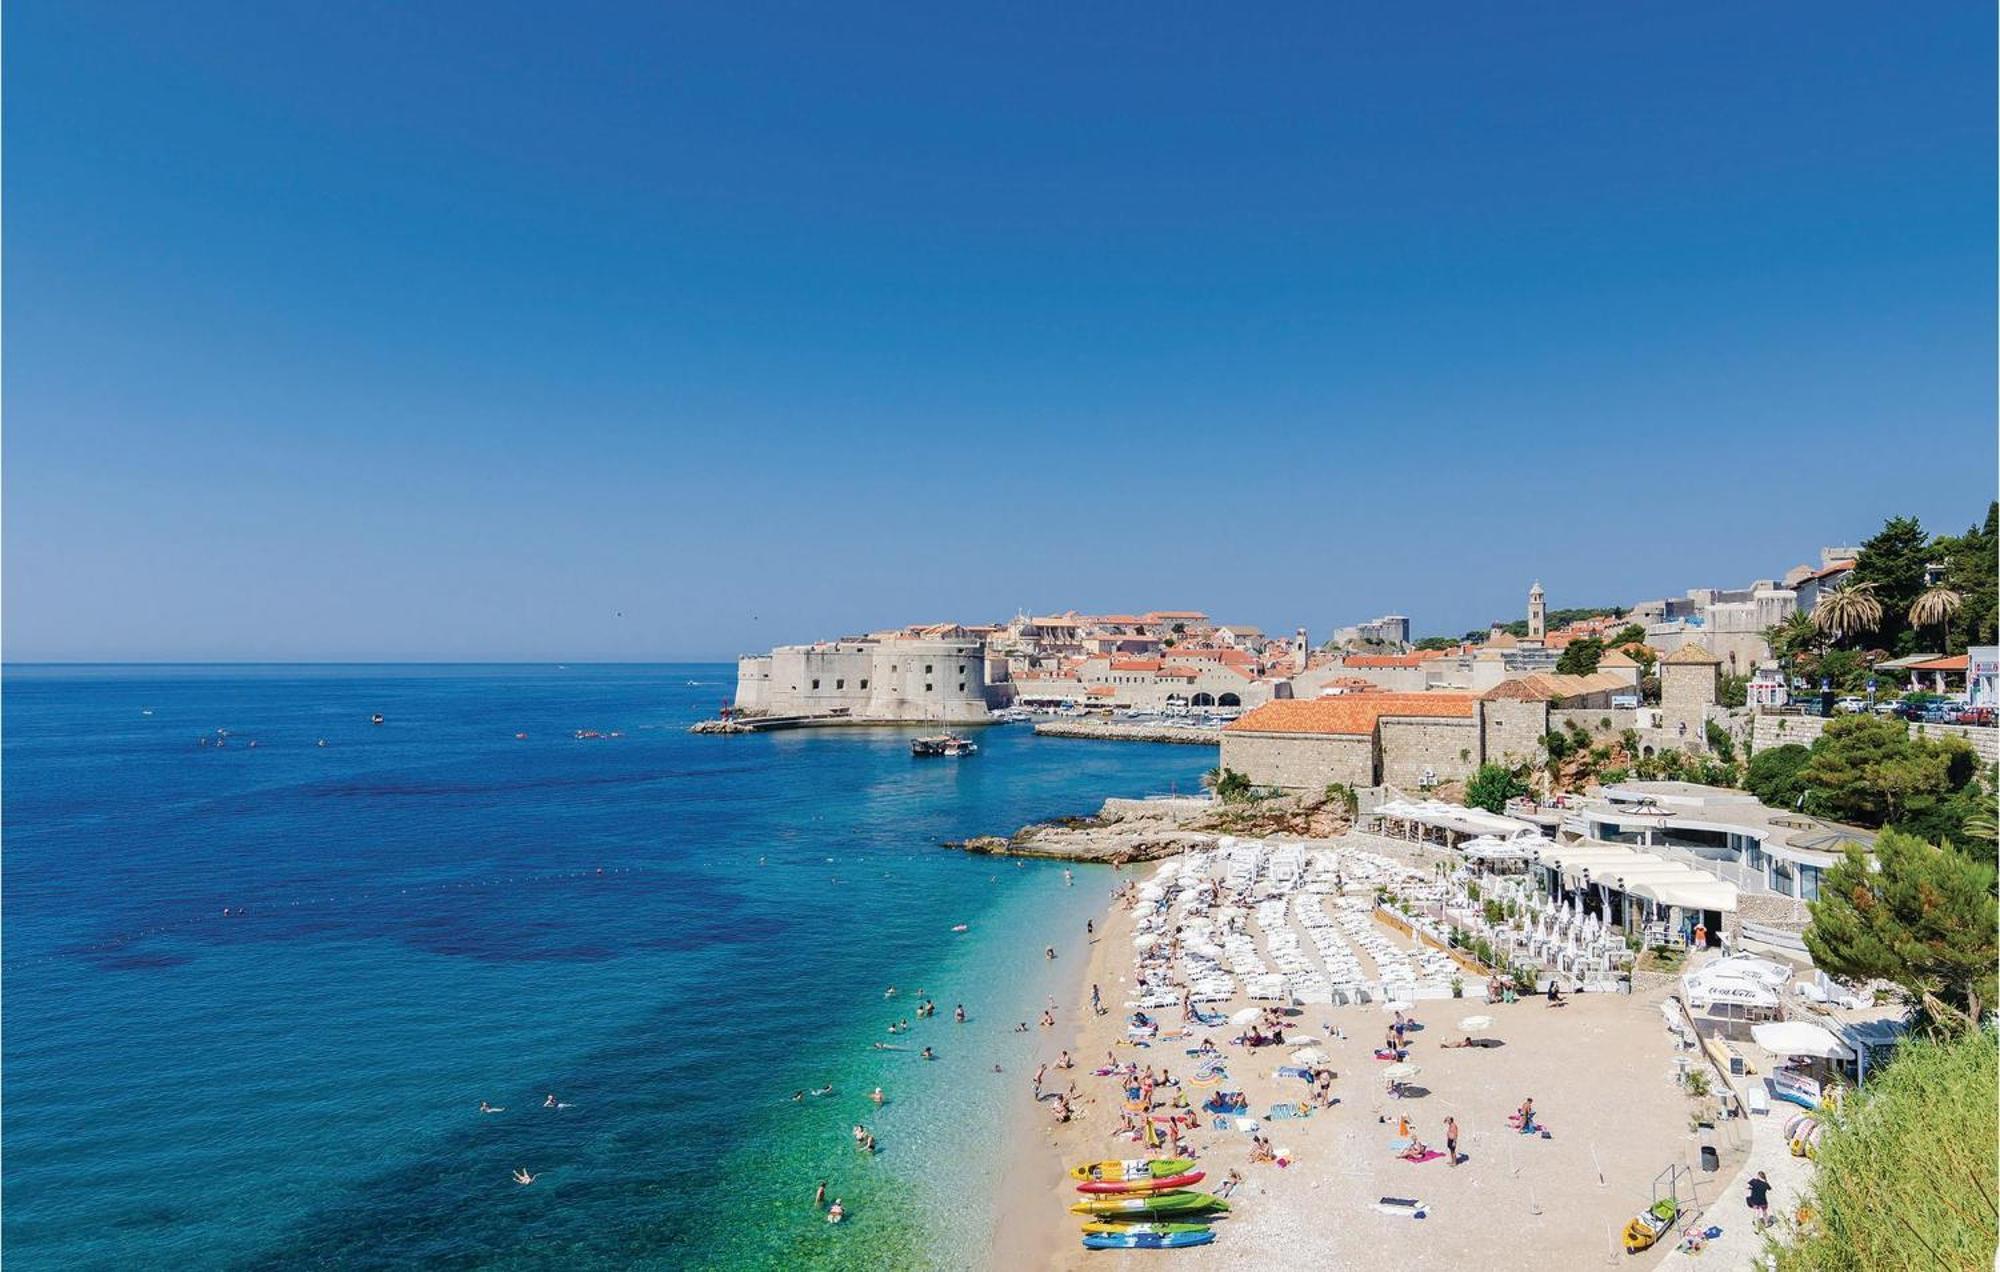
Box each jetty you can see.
[1031,720,1221,746]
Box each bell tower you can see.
[1527,581,1546,644]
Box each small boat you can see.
[1069,1158,1196,1183]
[1079,1222,1213,1236]
[370,714,385,725]
[1622,1198,1679,1253]
[910,734,978,757]
[1082,1229,1216,1250]
[1077,1170,1205,1195]
[1068,1191,1228,1218]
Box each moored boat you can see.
[911,733,979,756]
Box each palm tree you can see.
[1908,584,1963,654]
[1813,581,1884,644]
[1766,611,1821,664]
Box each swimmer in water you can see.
[512,1168,537,1185]
[544,1094,558,1108]
[793,1090,806,1101]
[812,1084,834,1097]
[920,1047,936,1061]
[870,1087,885,1104]
[827,1198,845,1223]
[814,1180,827,1209]
[479,1101,504,1114]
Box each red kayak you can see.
[1076,1170,1206,1195]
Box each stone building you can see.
[1657,642,1721,748]
[734,629,995,723]
[1219,694,1481,791]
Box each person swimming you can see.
[811,1084,834,1097]
[827,1198,845,1223]
[512,1168,537,1185]
[479,1101,504,1114]
[870,1087,885,1104]
[920,1047,936,1060]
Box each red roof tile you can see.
[1226,693,1476,736]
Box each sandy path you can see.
[1014,876,1742,1270]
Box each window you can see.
[958,682,966,692]
[926,683,933,692]
[812,679,820,689]
[835,679,844,690]
[860,679,869,689]
[925,664,934,674]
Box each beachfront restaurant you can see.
[1527,841,1738,948]
[1367,798,1549,859]
[1572,783,1869,906]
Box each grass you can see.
[1772,1027,1998,1271]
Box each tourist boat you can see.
[1068,1191,1228,1217]
[1081,1228,1216,1250]
[1076,1169,1205,1194]
[910,734,978,757]
[1069,1158,1197,1183]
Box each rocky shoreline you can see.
[947,788,1360,864]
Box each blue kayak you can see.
[1082,1229,1217,1250]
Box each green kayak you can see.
[1069,1191,1230,1217]
[1079,1221,1213,1236]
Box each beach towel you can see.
[1373,1197,1429,1219]
[1276,1066,1314,1081]
[1402,1150,1444,1164]
[1266,1103,1307,1120]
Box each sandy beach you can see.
[1003,844,1750,1270]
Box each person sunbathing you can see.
[1442,1036,1476,1049]
[1248,1137,1277,1164]
[1399,1139,1432,1161]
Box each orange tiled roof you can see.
[1226,693,1476,736]
[1108,658,1163,672]
[1342,654,1430,668]
[1086,685,1117,698]
[1908,654,1969,671]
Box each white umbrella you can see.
[1291,1046,1327,1065]
[1230,1007,1262,1026]
[1381,1000,1414,1013]
[1381,1062,1420,1082]
[1458,1014,1494,1032]
[1132,934,1157,951]
[1138,884,1166,901]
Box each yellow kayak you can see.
[1067,1158,1197,1183]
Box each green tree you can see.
[1812,580,1884,645]
[1797,714,1970,828]
[1413,635,1460,651]
[1464,763,1529,814]
[1204,767,1252,803]
[1555,637,1604,675]
[1745,743,1812,810]
[1610,623,1646,647]
[1908,584,1963,656]
[1849,514,1931,652]
[1703,720,1736,763]
[1716,673,1748,708]
[1933,502,1998,649]
[1804,827,1997,1028]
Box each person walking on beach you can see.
[1091,984,1102,1014]
[1444,1116,1460,1166]
[1747,1171,1772,1227]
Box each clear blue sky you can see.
[7,2,1994,661]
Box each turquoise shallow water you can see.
[2,665,1209,1270]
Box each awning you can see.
[1752,1021,1855,1061]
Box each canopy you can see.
[1752,1021,1855,1061]
[1536,842,1739,913]
[1376,798,1538,839]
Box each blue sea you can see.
[2,665,1210,1270]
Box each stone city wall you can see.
[1377,716,1481,789]
[1750,712,1998,763]
[1219,730,1374,791]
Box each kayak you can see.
[1080,1222,1213,1236]
[1068,1191,1229,1217]
[1083,1230,1217,1250]
[1076,1170,1205,1195]
[1068,1158,1197,1183]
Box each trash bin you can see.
[1699,1144,1720,1173]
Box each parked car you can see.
[1833,697,1869,714]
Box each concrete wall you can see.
[1750,712,2000,763]
[1550,707,1639,739]
[1378,717,1481,788]
[1220,730,1374,791]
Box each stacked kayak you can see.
[1076,1169,1205,1195]
[1069,1191,1229,1217]
[1083,1229,1216,1250]
[1066,1158,1229,1250]
[1069,1158,1197,1183]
